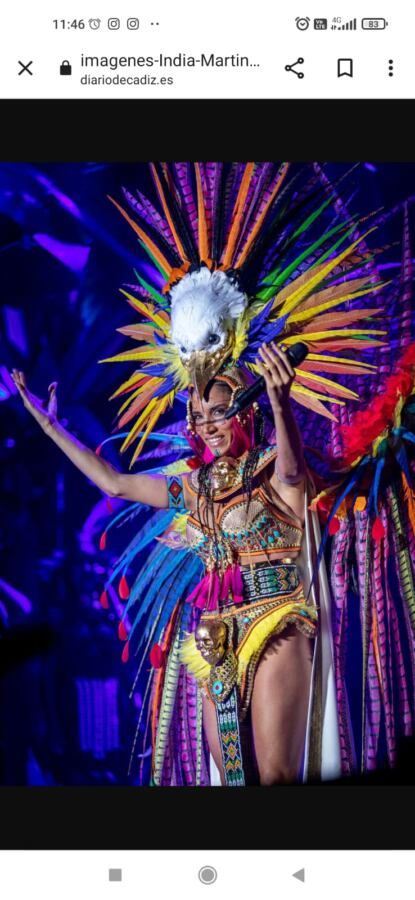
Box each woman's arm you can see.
[255,343,305,520]
[10,370,174,508]
[44,418,171,506]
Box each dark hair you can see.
[190,379,232,404]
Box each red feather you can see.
[372,517,385,541]
[119,574,130,600]
[121,642,130,663]
[99,590,109,609]
[339,342,415,465]
[118,621,128,641]
[150,643,166,668]
[99,532,107,550]
[329,516,341,535]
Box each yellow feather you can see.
[294,371,359,399]
[306,353,376,369]
[290,391,339,421]
[291,383,345,405]
[180,634,210,680]
[100,348,163,364]
[231,312,249,360]
[281,274,382,316]
[117,387,143,416]
[237,602,318,671]
[120,398,159,453]
[283,328,386,342]
[129,391,176,467]
[108,371,148,400]
[288,283,385,324]
[120,290,170,333]
[271,263,328,308]
[279,229,377,317]
[274,273,370,311]
[114,377,160,411]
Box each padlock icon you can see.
[60,60,72,76]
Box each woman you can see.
[10,338,318,786]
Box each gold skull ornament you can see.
[195,619,228,665]
[210,457,239,492]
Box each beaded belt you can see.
[241,562,300,603]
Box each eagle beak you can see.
[186,339,233,398]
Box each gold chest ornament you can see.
[209,456,241,494]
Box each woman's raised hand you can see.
[255,341,295,414]
[10,370,58,431]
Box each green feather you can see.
[134,269,169,308]
[258,221,358,301]
[138,239,169,279]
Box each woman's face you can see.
[190,382,235,457]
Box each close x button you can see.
[18,60,34,75]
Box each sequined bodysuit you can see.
[180,445,318,718]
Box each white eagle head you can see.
[169,267,247,363]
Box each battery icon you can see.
[361,18,388,29]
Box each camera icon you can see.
[127,17,139,29]
[108,18,120,29]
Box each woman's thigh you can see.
[250,624,314,785]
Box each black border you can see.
[0,785,413,849]
[0,99,415,160]
[1,97,415,850]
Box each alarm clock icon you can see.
[296,17,310,30]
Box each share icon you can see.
[285,57,305,78]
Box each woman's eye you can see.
[213,408,225,417]
[208,333,220,345]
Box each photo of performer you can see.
[3,162,415,786]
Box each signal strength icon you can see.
[331,18,357,30]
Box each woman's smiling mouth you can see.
[207,436,225,446]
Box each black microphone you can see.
[224,341,309,419]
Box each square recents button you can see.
[109,869,122,882]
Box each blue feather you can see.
[369,455,385,516]
[305,455,371,602]
[105,509,177,587]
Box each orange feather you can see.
[194,163,209,261]
[108,196,172,276]
[221,162,255,268]
[235,163,290,268]
[149,163,189,261]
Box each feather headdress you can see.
[101,162,390,466]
